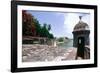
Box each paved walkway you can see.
[53,48,77,61]
[22,44,78,62]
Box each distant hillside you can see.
[57,37,69,42]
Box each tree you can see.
[22,10,54,39]
[33,18,42,37]
[41,23,49,37]
[48,24,51,31]
[58,37,64,42]
[22,10,36,36]
[49,33,54,39]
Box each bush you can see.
[58,38,64,42]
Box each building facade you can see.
[72,16,90,47]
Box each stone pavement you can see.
[22,44,78,62]
[53,48,77,61]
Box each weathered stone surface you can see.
[22,44,77,62]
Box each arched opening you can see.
[76,36,85,59]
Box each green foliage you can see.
[48,24,51,31]
[58,38,64,42]
[22,10,54,39]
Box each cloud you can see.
[63,13,90,38]
[63,13,79,38]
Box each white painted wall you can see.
[0,0,99,73]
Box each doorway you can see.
[76,37,85,59]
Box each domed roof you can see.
[73,16,89,31]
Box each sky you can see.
[26,10,90,38]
